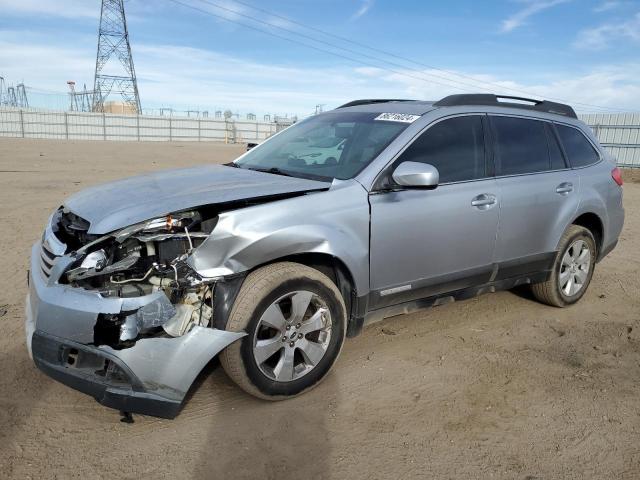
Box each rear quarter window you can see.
[556,124,600,168]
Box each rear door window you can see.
[395,115,487,183]
[491,116,549,176]
[556,124,600,168]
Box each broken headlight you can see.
[63,209,219,348]
[114,210,201,242]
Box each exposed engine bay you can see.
[25,163,336,418]
[52,207,220,348]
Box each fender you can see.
[571,161,614,248]
[187,179,371,297]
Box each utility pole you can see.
[81,84,94,112]
[92,0,141,113]
[67,81,79,111]
[7,86,17,107]
[67,81,96,112]
[16,84,29,108]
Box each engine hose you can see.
[109,267,154,284]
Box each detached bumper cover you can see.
[26,241,246,418]
[32,330,182,418]
[30,327,244,418]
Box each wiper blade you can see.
[240,165,331,181]
[249,167,295,177]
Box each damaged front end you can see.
[26,207,245,418]
[64,208,221,344]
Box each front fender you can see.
[187,180,371,296]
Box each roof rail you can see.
[433,94,577,119]
[337,99,413,109]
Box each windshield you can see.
[235,112,411,181]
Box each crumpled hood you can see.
[63,164,330,234]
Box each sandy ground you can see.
[0,138,639,479]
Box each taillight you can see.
[611,167,623,187]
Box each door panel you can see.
[369,179,499,309]
[494,170,580,266]
[489,115,581,272]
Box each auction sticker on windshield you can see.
[374,113,421,123]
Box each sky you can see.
[0,0,639,117]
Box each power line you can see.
[225,0,636,112]
[184,0,632,112]
[24,86,68,94]
[166,0,485,94]
[192,0,506,96]
[225,0,559,102]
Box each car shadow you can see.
[0,343,53,460]
[508,284,538,302]
[191,365,337,479]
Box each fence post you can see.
[102,113,107,140]
[19,110,25,138]
[169,116,172,141]
[136,113,140,141]
[255,122,258,143]
[64,112,69,140]
[198,118,201,142]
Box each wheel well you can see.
[274,252,356,300]
[573,213,603,253]
[260,253,363,336]
[212,254,361,333]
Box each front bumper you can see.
[31,329,183,418]
[26,241,245,418]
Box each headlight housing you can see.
[115,211,200,242]
[80,249,107,270]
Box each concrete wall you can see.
[0,107,282,143]
[1,107,639,168]
[580,113,640,167]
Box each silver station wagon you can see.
[25,94,624,418]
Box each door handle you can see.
[471,194,497,208]
[556,182,573,195]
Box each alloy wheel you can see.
[252,291,332,382]
[559,239,591,297]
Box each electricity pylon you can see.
[0,76,5,105]
[92,0,141,113]
[16,83,28,108]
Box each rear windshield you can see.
[235,112,411,181]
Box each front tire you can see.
[531,225,597,307]
[220,262,347,400]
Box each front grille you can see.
[39,208,90,280]
[40,240,60,280]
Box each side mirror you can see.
[392,161,439,189]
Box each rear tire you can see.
[220,262,347,400]
[531,225,597,307]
